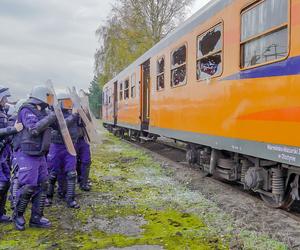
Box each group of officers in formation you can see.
[0,84,92,231]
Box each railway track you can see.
[122,136,300,224]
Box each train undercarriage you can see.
[185,144,299,209]
[104,123,300,209]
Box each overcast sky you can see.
[0,0,210,100]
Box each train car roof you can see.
[106,0,233,85]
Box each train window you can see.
[106,88,109,104]
[241,0,288,68]
[110,88,113,103]
[124,79,129,99]
[171,45,187,87]
[102,91,106,105]
[119,82,123,101]
[197,24,223,80]
[157,56,165,91]
[131,73,136,98]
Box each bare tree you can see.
[95,0,194,83]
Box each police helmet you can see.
[0,86,11,103]
[57,92,73,110]
[29,85,54,106]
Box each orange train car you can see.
[102,0,300,208]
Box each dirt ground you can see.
[0,126,297,249]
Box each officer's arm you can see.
[22,110,56,137]
[0,126,17,137]
[65,113,79,126]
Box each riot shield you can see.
[46,80,77,156]
[68,87,96,143]
[79,89,98,126]
[78,89,92,122]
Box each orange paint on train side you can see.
[238,107,300,122]
[103,0,300,150]
[150,0,300,146]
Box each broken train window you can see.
[119,82,123,101]
[171,45,187,87]
[197,24,223,80]
[157,56,165,91]
[108,88,111,104]
[130,73,136,98]
[124,79,129,99]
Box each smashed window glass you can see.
[130,74,136,98]
[124,79,129,99]
[157,57,165,74]
[198,26,222,58]
[157,57,165,90]
[172,45,186,67]
[197,24,223,80]
[171,45,187,86]
[197,53,222,80]
[157,74,165,90]
[171,65,186,86]
[119,82,123,100]
[241,0,288,68]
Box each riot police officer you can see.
[47,92,80,209]
[0,86,23,223]
[14,85,56,230]
[76,132,92,191]
[9,99,27,210]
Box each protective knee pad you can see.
[16,185,35,215]
[21,185,35,198]
[66,171,77,180]
[48,172,57,184]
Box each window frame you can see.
[130,73,136,98]
[119,81,123,101]
[240,0,290,70]
[103,90,107,105]
[156,55,165,92]
[124,78,130,100]
[170,43,188,88]
[108,88,112,104]
[196,22,224,81]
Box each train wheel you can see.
[260,192,294,209]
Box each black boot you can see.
[30,181,51,229]
[10,163,19,210]
[14,185,34,231]
[46,172,57,207]
[79,163,91,192]
[0,181,11,223]
[66,171,80,209]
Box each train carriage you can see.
[102,0,300,208]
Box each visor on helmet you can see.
[60,98,73,110]
[46,93,54,106]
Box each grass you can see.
[0,130,288,250]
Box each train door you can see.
[113,81,118,125]
[140,59,151,130]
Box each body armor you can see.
[17,103,54,156]
[51,111,79,145]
